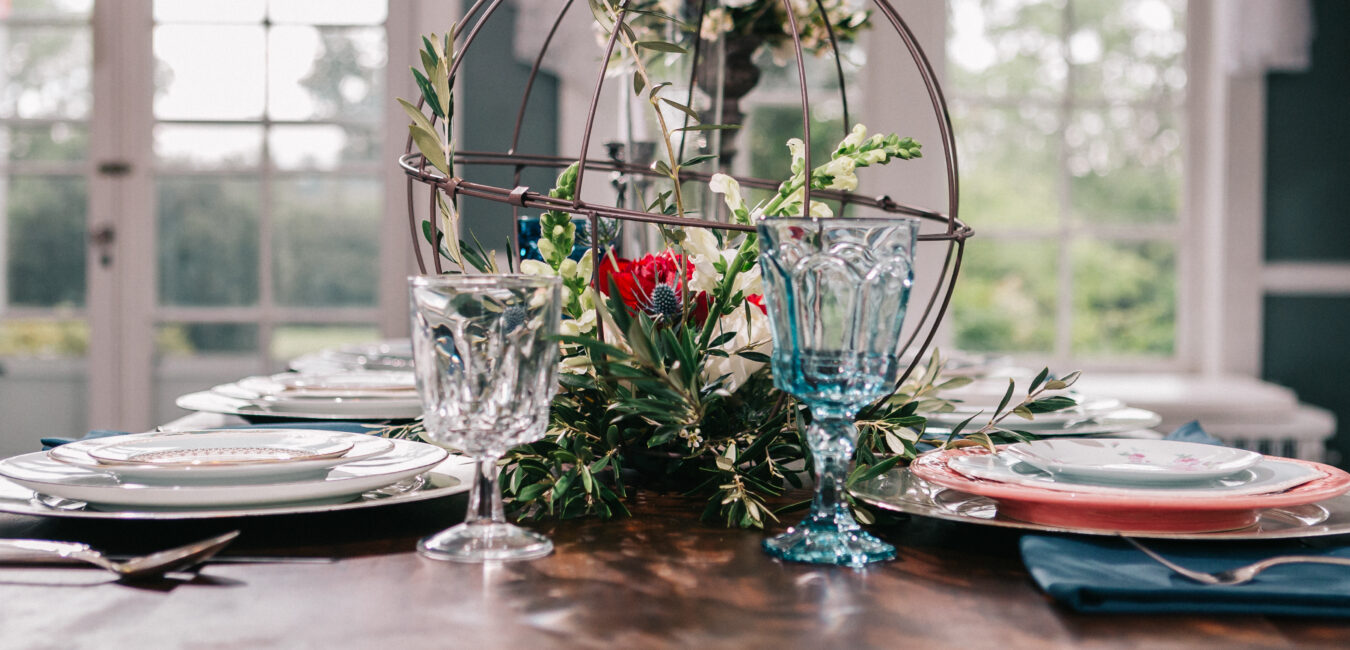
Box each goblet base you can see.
[417,521,553,563]
[762,520,896,568]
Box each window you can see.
[946,0,1188,366]
[149,1,389,421]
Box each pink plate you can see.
[910,447,1350,534]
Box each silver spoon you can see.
[0,530,240,580]
[1123,536,1350,586]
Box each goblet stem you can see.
[466,454,506,526]
[762,415,896,567]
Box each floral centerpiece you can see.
[396,7,1075,528]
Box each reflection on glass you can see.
[269,125,377,170]
[1072,240,1176,357]
[1068,107,1181,223]
[0,320,88,358]
[0,26,91,120]
[154,25,265,120]
[155,124,263,169]
[951,100,1059,228]
[272,176,378,307]
[267,26,384,122]
[154,0,266,23]
[157,178,260,306]
[155,323,259,356]
[270,324,378,363]
[5,176,86,307]
[268,0,386,25]
[951,239,1057,353]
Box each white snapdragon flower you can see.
[862,149,888,165]
[684,227,722,295]
[519,259,555,276]
[709,173,750,223]
[786,137,806,172]
[841,123,868,149]
[702,306,772,393]
[822,156,858,191]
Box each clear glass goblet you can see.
[408,274,562,562]
[756,217,920,567]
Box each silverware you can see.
[0,530,240,580]
[1122,536,1350,586]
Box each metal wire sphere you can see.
[399,0,974,384]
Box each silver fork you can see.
[1122,536,1350,586]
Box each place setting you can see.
[0,427,472,520]
[175,369,424,422]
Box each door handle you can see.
[89,223,115,268]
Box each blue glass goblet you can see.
[756,217,920,567]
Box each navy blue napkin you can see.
[41,421,386,450]
[1021,421,1350,616]
[1021,535,1350,617]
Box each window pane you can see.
[272,176,378,307]
[157,178,260,306]
[154,25,266,120]
[1071,0,1186,103]
[0,319,87,357]
[268,0,386,25]
[269,124,377,170]
[952,100,1060,228]
[0,26,91,119]
[1067,107,1181,223]
[154,0,266,24]
[2,122,86,162]
[4,0,92,19]
[155,124,263,169]
[156,322,258,356]
[268,26,385,122]
[951,239,1058,353]
[5,175,85,307]
[272,324,378,362]
[1071,239,1176,356]
[948,0,1067,101]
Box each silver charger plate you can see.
[850,466,1350,540]
[0,457,473,520]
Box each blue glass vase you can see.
[756,217,920,567]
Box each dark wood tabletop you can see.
[2,487,1348,650]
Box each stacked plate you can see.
[909,439,1350,534]
[928,380,1161,437]
[177,370,423,421]
[290,340,413,374]
[0,429,451,511]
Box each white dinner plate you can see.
[924,407,1163,437]
[947,452,1320,497]
[87,429,356,466]
[289,340,414,373]
[0,455,473,520]
[50,431,394,484]
[0,438,447,509]
[1001,438,1262,484]
[177,387,424,421]
[238,371,416,399]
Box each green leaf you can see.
[680,153,718,167]
[516,482,547,503]
[660,97,701,122]
[1012,405,1033,420]
[410,68,443,118]
[1025,396,1079,413]
[737,350,771,363]
[636,40,687,54]
[419,49,437,78]
[1029,367,1049,394]
[409,124,450,176]
[396,98,437,139]
[707,331,736,348]
[996,378,1015,415]
[674,124,742,132]
[652,159,672,177]
[1044,379,1068,391]
[850,454,904,484]
[1058,370,1082,387]
[632,72,645,96]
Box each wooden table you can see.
[2,486,1348,649]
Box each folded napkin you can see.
[1021,535,1350,617]
[1165,419,1225,446]
[40,421,385,450]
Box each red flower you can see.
[747,294,767,315]
[597,250,709,323]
